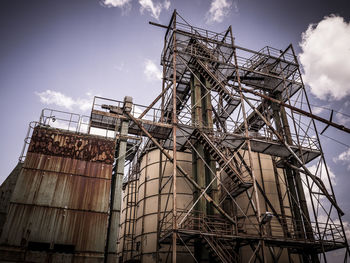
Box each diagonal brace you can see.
[125,111,237,225]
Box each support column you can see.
[203,76,218,215]
[105,96,133,263]
[191,71,219,262]
[272,92,318,263]
[172,13,177,263]
[271,97,304,238]
[191,72,207,215]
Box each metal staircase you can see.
[200,215,239,263]
[191,59,241,123]
[193,128,252,197]
[189,41,303,135]
[189,41,241,123]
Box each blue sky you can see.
[1,0,350,243]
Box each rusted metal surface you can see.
[0,247,105,263]
[0,126,116,261]
[28,126,115,164]
[1,203,108,252]
[11,166,111,212]
[24,152,112,179]
[0,163,22,235]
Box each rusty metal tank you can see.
[0,126,116,262]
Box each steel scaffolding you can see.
[90,10,349,263]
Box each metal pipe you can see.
[171,12,177,263]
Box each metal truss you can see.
[89,10,350,263]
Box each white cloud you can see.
[303,164,350,245]
[114,61,129,73]
[48,119,77,132]
[335,112,350,126]
[36,90,93,112]
[299,15,350,100]
[144,59,162,81]
[138,0,170,20]
[308,163,336,188]
[36,90,75,110]
[206,0,232,24]
[333,148,350,170]
[304,164,336,219]
[338,148,350,162]
[311,106,326,115]
[101,0,132,14]
[317,214,350,242]
[102,0,131,7]
[132,105,143,118]
[163,0,170,10]
[89,127,116,138]
[342,220,350,241]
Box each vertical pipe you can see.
[161,30,166,123]
[131,175,138,259]
[121,177,130,260]
[271,95,305,240]
[191,72,207,261]
[127,179,133,259]
[276,87,317,261]
[191,72,206,215]
[230,26,263,259]
[272,91,311,262]
[279,94,314,232]
[141,152,149,262]
[88,96,96,134]
[172,11,177,263]
[156,151,163,262]
[204,77,218,215]
[105,96,132,263]
[271,158,290,238]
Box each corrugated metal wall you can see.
[0,126,116,263]
[0,163,22,234]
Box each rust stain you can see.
[0,204,108,252]
[0,126,116,257]
[28,127,115,164]
[11,169,111,212]
[24,153,112,180]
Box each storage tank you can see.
[120,148,195,263]
[232,152,300,262]
[118,148,301,262]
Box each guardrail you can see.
[160,209,345,245]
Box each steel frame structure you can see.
[89,10,349,263]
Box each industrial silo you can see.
[127,148,195,263]
[230,152,300,262]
